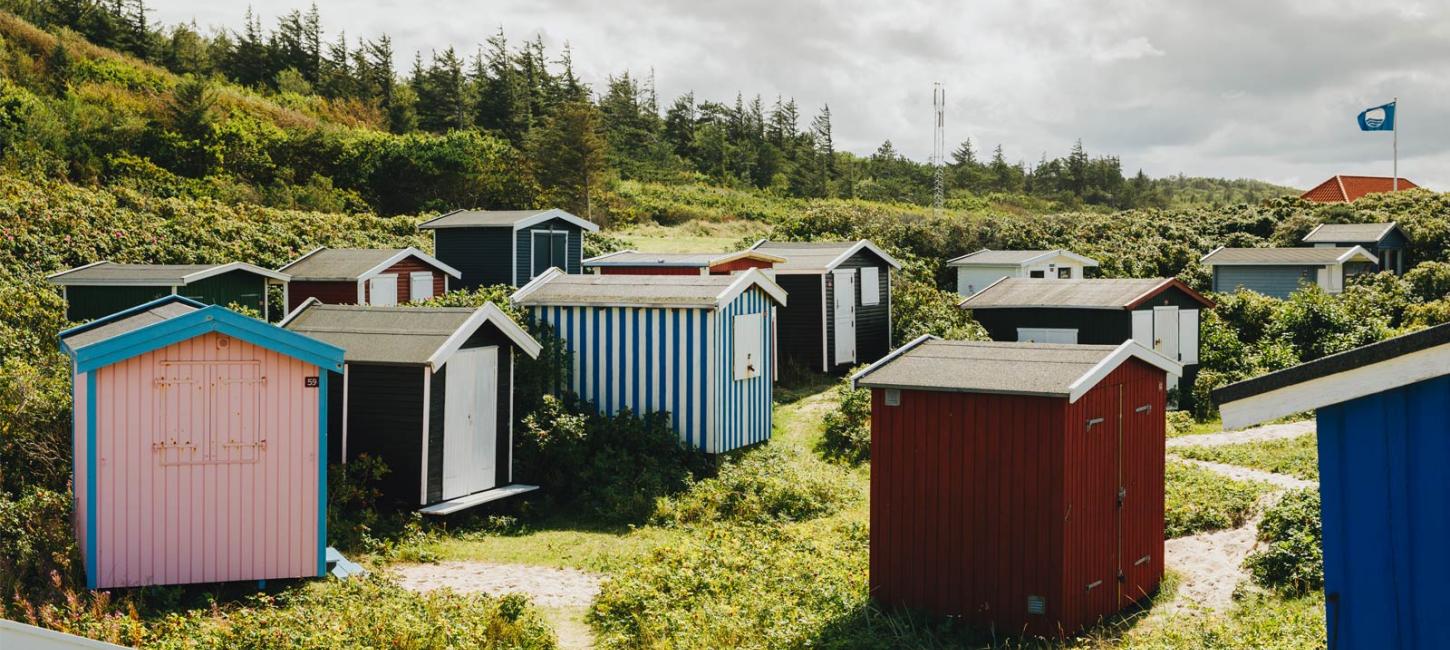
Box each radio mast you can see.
[932,82,946,216]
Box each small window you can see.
[733,313,763,380]
[368,274,398,306]
[1029,270,1046,278]
[884,389,901,406]
[860,267,880,305]
[1057,267,1072,279]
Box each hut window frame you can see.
[733,313,763,380]
[860,267,880,305]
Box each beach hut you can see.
[281,300,542,514]
[1200,246,1379,298]
[582,250,783,276]
[946,249,1100,296]
[279,247,461,311]
[417,208,599,289]
[959,277,1212,407]
[748,239,901,372]
[852,337,1181,637]
[1214,323,1450,650]
[48,261,291,322]
[511,268,787,453]
[61,296,344,589]
[1302,222,1410,274]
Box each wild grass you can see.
[1176,435,1319,481]
[1164,460,1271,538]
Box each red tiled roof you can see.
[1300,175,1419,203]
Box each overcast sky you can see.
[147,0,1450,190]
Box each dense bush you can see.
[0,486,81,606]
[146,576,556,649]
[1178,435,1319,481]
[1245,489,1324,596]
[1165,461,1269,538]
[819,371,872,464]
[514,395,710,523]
[652,446,856,526]
[590,522,869,649]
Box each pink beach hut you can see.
[60,295,345,589]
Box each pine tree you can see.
[529,101,607,221]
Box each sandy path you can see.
[1166,420,1314,449]
[1171,456,1317,490]
[391,561,604,608]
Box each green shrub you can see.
[1178,435,1319,481]
[146,576,556,649]
[1405,261,1450,301]
[1165,461,1269,538]
[653,445,855,526]
[1167,410,1197,437]
[1245,489,1323,596]
[515,395,709,523]
[589,522,869,649]
[819,371,871,464]
[0,486,81,605]
[1270,285,1389,362]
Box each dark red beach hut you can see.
[851,336,1181,637]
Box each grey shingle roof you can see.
[513,273,740,307]
[417,208,599,231]
[1199,247,1374,265]
[281,248,407,280]
[959,278,1174,309]
[582,250,784,268]
[60,299,201,348]
[752,240,901,273]
[48,261,288,285]
[283,304,476,365]
[854,339,1122,396]
[1301,222,1398,244]
[945,249,1100,267]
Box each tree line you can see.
[3,0,1292,215]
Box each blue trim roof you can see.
[65,303,344,373]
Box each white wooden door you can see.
[442,346,498,499]
[368,274,398,306]
[833,269,856,364]
[409,272,434,302]
[1153,306,1180,361]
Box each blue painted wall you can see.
[529,286,775,453]
[1212,265,1316,299]
[1317,374,1450,650]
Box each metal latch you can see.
[1135,404,1152,414]
[1117,486,1126,506]
[1086,417,1104,431]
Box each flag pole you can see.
[1393,96,1398,191]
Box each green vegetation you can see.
[1167,411,1223,438]
[653,445,857,527]
[1177,435,1319,481]
[1165,461,1270,538]
[1123,592,1325,648]
[1245,489,1324,596]
[819,371,872,464]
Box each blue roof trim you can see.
[58,295,208,356]
[71,305,345,373]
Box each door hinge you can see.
[1117,571,1125,583]
[1117,486,1126,506]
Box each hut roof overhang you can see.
[280,300,541,369]
[581,250,785,269]
[748,239,902,274]
[1213,322,1450,430]
[510,267,788,309]
[1198,245,1378,266]
[852,336,1181,403]
[279,247,461,282]
[945,249,1101,268]
[47,261,291,286]
[417,208,600,232]
[1301,222,1403,245]
[59,295,343,373]
[959,277,1213,311]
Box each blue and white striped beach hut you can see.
[512,268,787,453]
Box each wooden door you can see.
[1119,379,1165,606]
[833,269,856,364]
[442,346,498,499]
[368,274,398,306]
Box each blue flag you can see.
[1358,102,1395,131]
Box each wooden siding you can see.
[366,257,446,303]
[713,287,774,451]
[824,251,893,370]
[531,304,713,450]
[83,332,321,588]
[1316,375,1450,650]
[515,218,584,285]
[343,364,425,506]
[289,281,357,311]
[425,323,515,503]
[1212,265,1315,299]
[434,227,513,289]
[869,358,1165,636]
[181,270,269,315]
[773,274,824,372]
[65,286,171,322]
[710,258,775,274]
